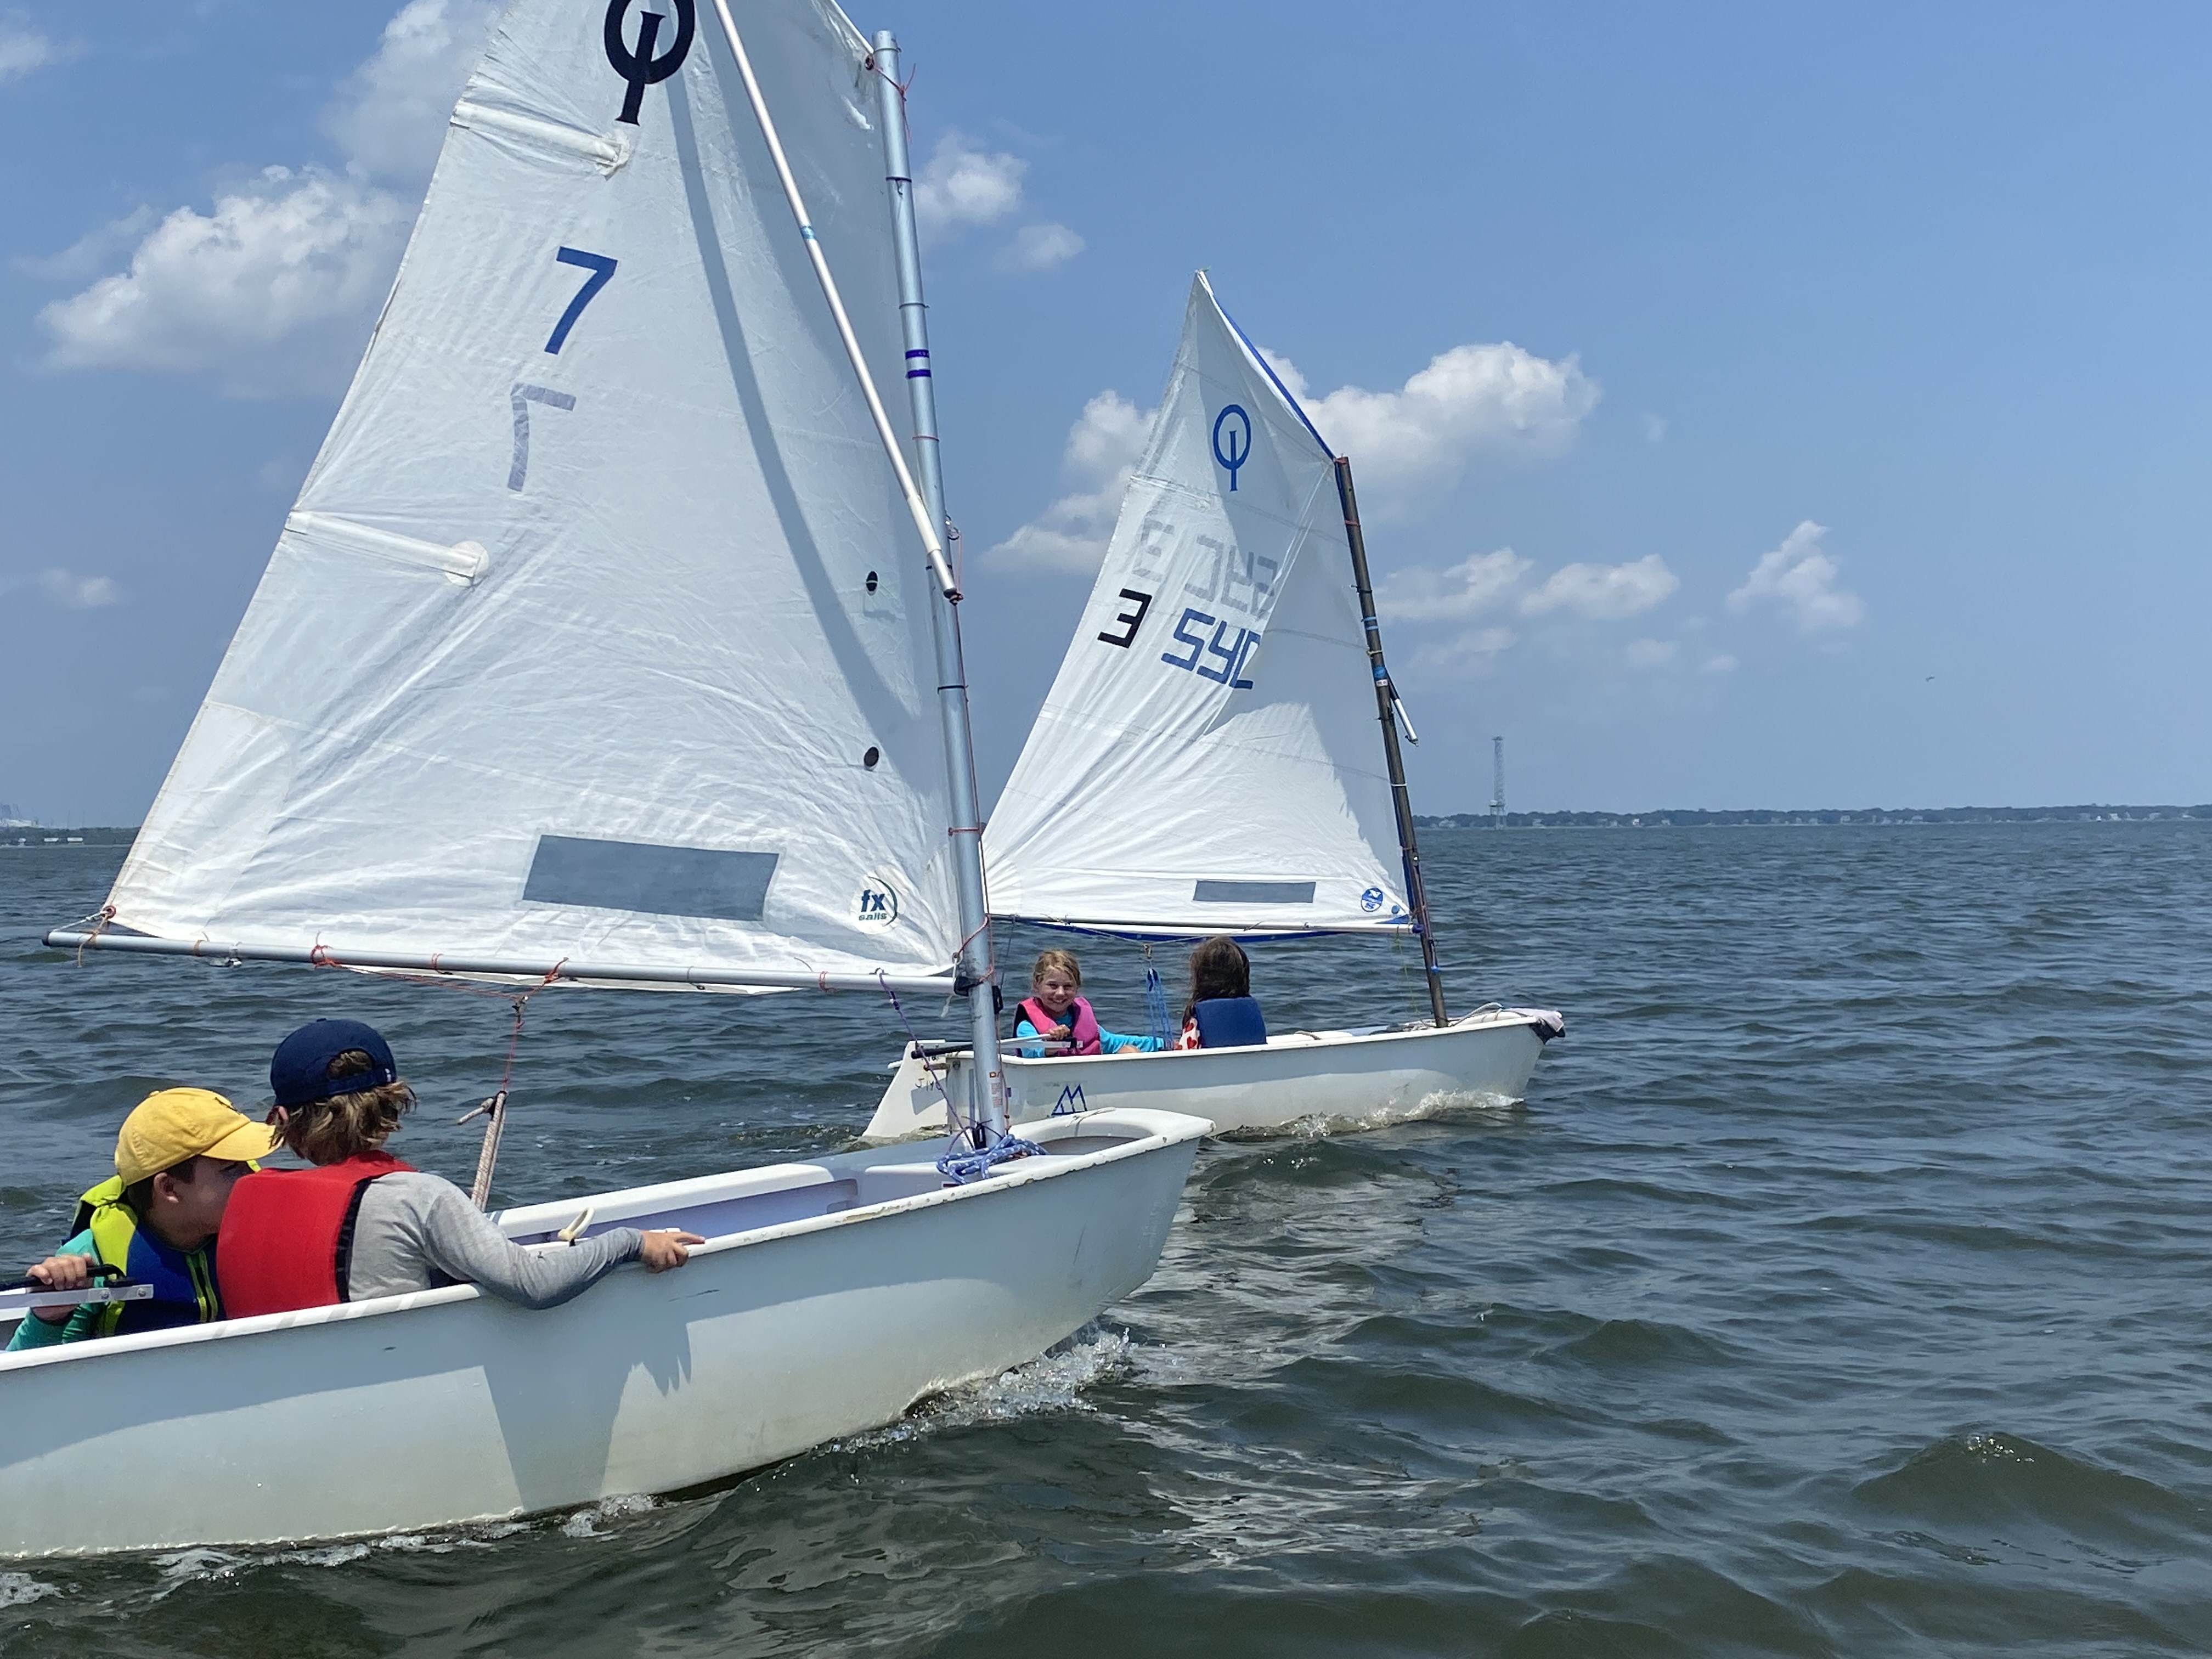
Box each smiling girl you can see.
[1012,950,1164,1054]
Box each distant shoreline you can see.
[1415,805,2206,828]
[5,806,2207,848]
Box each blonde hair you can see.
[1031,948,1082,990]
[280,1049,415,1165]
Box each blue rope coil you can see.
[937,1128,1046,1184]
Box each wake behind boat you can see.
[13,0,1206,1554]
[865,276,1563,1142]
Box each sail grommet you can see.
[863,747,881,769]
[865,571,878,592]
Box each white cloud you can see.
[1624,637,1676,668]
[1412,625,1517,676]
[35,0,493,396]
[1726,521,1865,632]
[3,568,122,608]
[1520,555,1678,620]
[1702,653,1738,674]
[15,208,157,283]
[1641,412,1667,444]
[989,391,1155,572]
[996,221,1084,274]
[0,17,56,81]
[324,0,498,187]
[39,170,414,396]
[915,134,1025,238]
[996,329,1596,569]
[1376,549,1530,622]
[1268,341,1599,511]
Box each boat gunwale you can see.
[0,1106,1210,1376]
[994,1006,1556,1070]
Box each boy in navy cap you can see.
[217,1019,699,1318]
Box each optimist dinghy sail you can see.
[983,274,1412,939]
[864,275,1565,1144]
[14,2,1215,1558]
[67,0,961,994]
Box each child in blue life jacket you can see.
[1175,935,1270,1049]
[7,1088,280,1351]
[1012,949,1164,1055]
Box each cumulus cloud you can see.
[1376,549,1529,622]
[1726,521,1865,631]
[1702,653,1738,673]
[40,171,415,396]
[2,568,122,608]
[1267,341,1598,511]
[1412,625,1517,675]
[915,134,1025,238]
[1624,637,1676,668]
[996,221,1084,273]
[35,0,493,396]
[1520,555,1678,620]
[0,15,61,81]
[913,134,1081,275]
[997,329,1596,568]
[989,392,1155,571]
[324,0,498,187]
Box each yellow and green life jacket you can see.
[70,1177,222,1338]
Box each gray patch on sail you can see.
[1192,879,1316,905]
[508,383,577,491]
[524,836,777,922]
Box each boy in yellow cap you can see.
[6,1088,280,1351]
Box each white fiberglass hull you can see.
[864,1007,1562,1143]
[0,1108,1207,1559]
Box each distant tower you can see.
[1489,736,1505,825]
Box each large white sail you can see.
[98,0,963,990]
[983,274,1409,937]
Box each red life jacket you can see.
[215,1152,416,1318]
[1018,995,1102,1055]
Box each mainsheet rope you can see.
[304,945,567,1210]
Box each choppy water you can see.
[3,823,2210,1656]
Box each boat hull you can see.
[0,1109,1206,1558]
[864,1008,1561,1142]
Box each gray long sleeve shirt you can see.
[345,1171,644,1309]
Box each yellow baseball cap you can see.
[113,1088,281,1186]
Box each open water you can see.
[2,823,2209,1657]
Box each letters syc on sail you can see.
[984,273,1410,937]
[98,0,963,990]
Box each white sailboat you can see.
[7,0,1207,1557]
[864,275,1562,1141]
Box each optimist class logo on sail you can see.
[1212,405,1252,492]
[603,0,696,125]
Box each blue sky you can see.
[3,1,2208,824]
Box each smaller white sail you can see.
[983,274,1409,937]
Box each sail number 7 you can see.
[1160,607,1257,689]
[545,247,617,353]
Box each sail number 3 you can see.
[1098,588,1259,689]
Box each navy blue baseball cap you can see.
[270,1018,398,1109]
